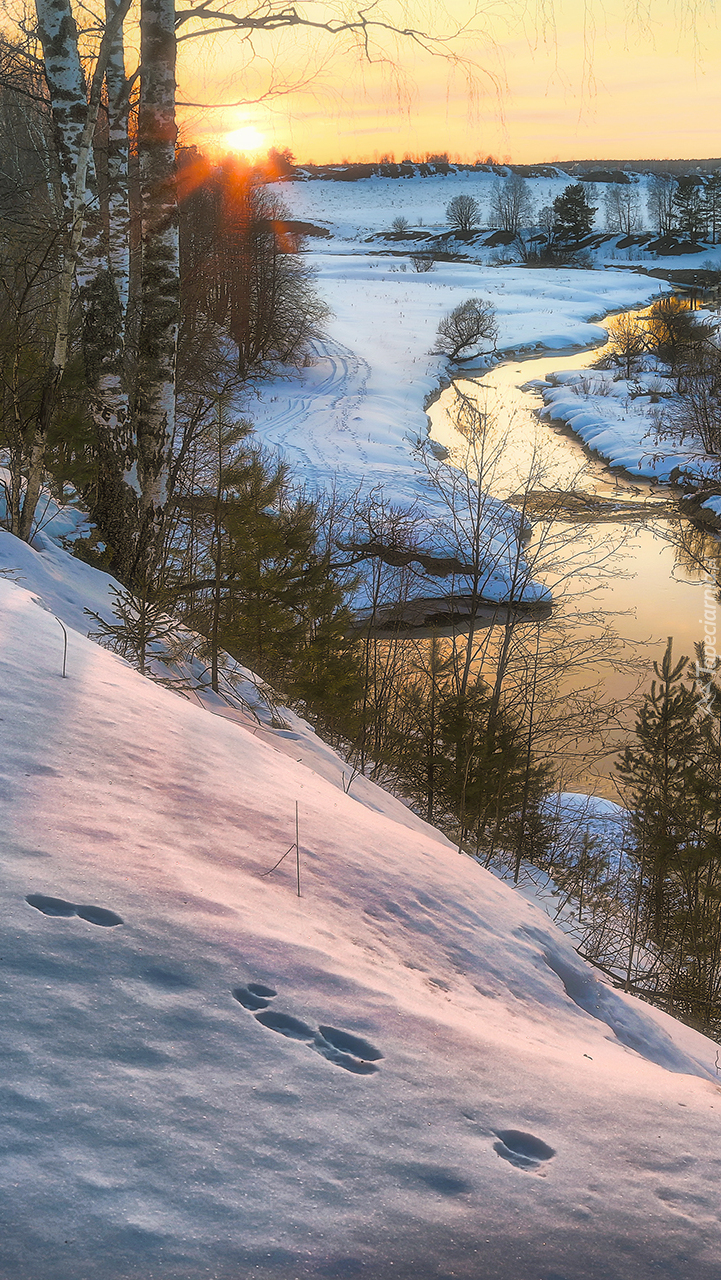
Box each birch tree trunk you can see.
[105,0,130,320]
[80,1,138,579]
[133,0,180,578]
[23,0,91,540]
[29,0,134,557]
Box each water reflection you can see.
[417,315,721,793]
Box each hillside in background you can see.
[289,160,721,182]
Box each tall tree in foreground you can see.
[616,639,721,1031]
[25,0,485,580]
[33,0,136,563]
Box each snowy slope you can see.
[3,174,721,1279]
[2,532,721,1280]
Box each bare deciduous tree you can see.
[445,193,480,232]
[647,174,676,236]
[604,183,641,236]
[601,312,647,378]
[434,298,497,361]
[490,172,533,234]
[409,251,435,272]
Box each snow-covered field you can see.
[247,175,684,606]
[3,173,721,1279]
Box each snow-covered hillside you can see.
[2,514,721,1280]
[4,172,721,1279]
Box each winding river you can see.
[422,312,720,795]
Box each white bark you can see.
[105,0,130,318]
[134,0,180,571]
[29,0,135,556]
[34,0,89,209]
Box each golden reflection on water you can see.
[418,314,721,795]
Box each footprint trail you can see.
[26,894,123,927]
[233,982,383,1074]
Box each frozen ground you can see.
[2,511,721,1280]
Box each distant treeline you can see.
[285,159,721,183]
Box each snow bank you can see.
[536,367,721,483]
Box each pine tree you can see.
[705,173,721,244]
[435,681,549,857]
[379,637,454,823]
[616,639,700,948]
[672,176,708,241]
[552,183,597,244]
[176,426,361,727]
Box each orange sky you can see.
[176,1,721,163]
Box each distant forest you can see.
[289,159,721,183]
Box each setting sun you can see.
[224,125,266,155]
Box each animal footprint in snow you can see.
[232,982,277,1011]
[493,1129,556,1172]
[314,1025,383,1075]
[26,894,123,927]
[233,983,383,1074]
[257,1010,316,1040]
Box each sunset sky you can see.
[177,0,721,164]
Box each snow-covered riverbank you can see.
[249,180,672,607]
[533,362,721,487]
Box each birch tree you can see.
[25,1,487,582]
[603,183,640,236]
[489,172,533,235]
[32,0,136,564]
[647,174,676,237]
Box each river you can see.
[419,312,720,795]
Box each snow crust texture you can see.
[2,535,721,1280]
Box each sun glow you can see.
[224,126,267,155]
